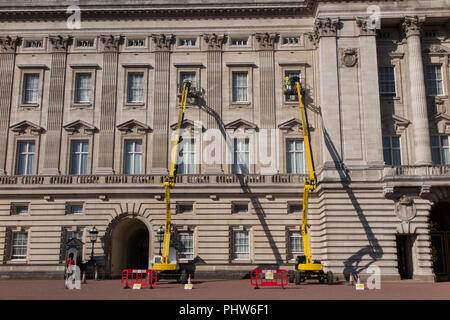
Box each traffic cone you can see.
[188,274,191,285]
[349,273,353,286]
[82,271,86,284]
[356,275,361,285]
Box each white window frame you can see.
[70,140,89,175]
[178,231,194,260]
[232,138,250,174]
[284,70,301,102]
[233,230,250,260]
[74,73,92,104]
[231,71,249,103]
[177,138,195,174]
[11,232,28,260]
[289,231,304,255]
[425,65,444,97]
[16,140,35,176]
[124,140,143,174]
[286,139,305,174]
[127,72,145,104]
[382,135,402,166]
[431,135,450,165]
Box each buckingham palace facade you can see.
[0,0,450,282]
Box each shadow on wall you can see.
[198,97,283,265]
[320,109,383,279]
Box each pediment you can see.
[278,118,314,133]
[382,114,410,135]
[117,119,151,134]
[63,120,97,135]
[424,44,450,55]
[433,112,450,134]
[170,119,205,132]
[10,120,45,135]
[224,118,258,132]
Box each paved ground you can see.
[0,279,449,300]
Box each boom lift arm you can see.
[284,77,333,284]
[153,79,191,271]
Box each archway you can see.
[430,201,450,281]
[110,217,150,277]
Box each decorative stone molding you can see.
[402,16,426,38]
[0,36,20,53]
[394,195,416,222]
[169,119,205,133]
[381,114,410,135]
[225,118,258,132]
[313,17,339,39]
[278,118,314,134]
[355,17,377,36]
[48,35,72,53]
[151,34,174,51]
[10,120,45,136]
[117,119,151,135]
[100,35,123,52]
[423,44,450,55]
[255,33,279,50]
[203,33,226,51]
[340,48,358,68]
[383,186,395,199]
[63,120,97,135]
[433,112,450,134]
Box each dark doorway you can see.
[430,202,450,281]
[127,229,149,269]
[396,234,414,279]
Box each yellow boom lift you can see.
[152,79,196,284]
[284,77,333,285]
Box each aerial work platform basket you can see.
[250,269,288,289]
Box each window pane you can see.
[128,73,144,103]
[441,136,448,147]
[382,136,391,148]
[392,149,402,166]
[432,148,440,165]
[24,74,39,103]
[75,74,91,103]
[392,136,400,148]
[232,72,248,102]
[17,141,34,175]
[383,149,392,165]
[442,148,450,165]
[379,67,396,94]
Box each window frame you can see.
[232,230,250,261]
[289,231,304,256]
[70,66,98,109]
[66,202,84,215]
[122,66,149,108]
[425,64,445,97]
[378,66,397,95]
[177,138,196,174]
[17,67,46,109]
[123,139,143,175]
[382,135,402,166]
[178,231,194,260]
[232,137,250,174]
[69,140,90,175]
[15,140,36,176]
[231,71,249,104]
[11,231,28,261]
[431,135,450,165]
[286,139,305,174]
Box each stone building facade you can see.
[0,0,449,281]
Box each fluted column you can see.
[151,34,174,174]
[255,33,278,129]
[403,16,432,165]
[96,35,123,174]
[203,34,225,174]
[0,36,19,175]
[42,35,71,175]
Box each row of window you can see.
[382,135,450,165]
[8,230,304,261]
[21,70,302,106]
[379,65,444,96]
[14,138,307,175]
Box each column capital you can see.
[313,17,340,39]
[100,35,124,53]
[254,32,279,50]
[355,17,377,36]
[151,34,174,51]
[0,36,20,54]
[203,33,226,51]
[48,35,72,53]
[402,16,426,38]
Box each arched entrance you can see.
[110,217,150,277]
[430,201,450,281]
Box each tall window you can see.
[286,140,304,173]
[431,135,450,165]
[23,74,39,104]
[289,232,304,255]
[382,136,402,166]
[232,72,248,102]
[70,141,89,175]
[178,139,195,174]
[233,231,250,260]
[379,66,396,95]
[284,70,301,101]
[179,72,196,92]
[16,141,35,175]
[426,65,444,96]
[75,73,91,103]
[233,138,249,174]
[178,231,194,259]
[12,232,27,260]
[124,140,142,174]
[127,73,144,103]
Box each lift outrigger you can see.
[151,79,197,284]
[284,77,333,285]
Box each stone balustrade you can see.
[383,165,450,179]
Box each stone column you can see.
[311,18,341,174]
[203,34,225,174]
[42,35,71,175]
[255,33,278,129]
[150,34,173,174]
[0,36,19,175]
[402,16,432,166]
[96,35,123,174]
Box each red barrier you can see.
[121,269,158,289]
[250,269,288,289]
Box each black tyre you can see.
[179,269,188,284]
[295,271,301,285]
[327,271,333,285]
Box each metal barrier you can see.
[121,269,158,289]
[250,269,288,289]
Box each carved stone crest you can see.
[203,33,226,51]
[255,33,279,50]
[340,48,358,67]
[0,36,20,53]
[402,16,426,37]
[395,195,416,222]
[49,35,72,53]
[100,35,123,52]
[151,34,174,51]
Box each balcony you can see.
[383,165,450,181]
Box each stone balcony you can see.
[382,165,450,184]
